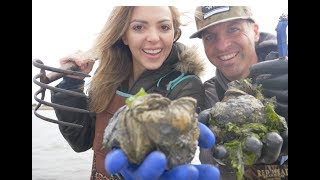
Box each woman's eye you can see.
[161,25,171,31]
[133,25,143,31]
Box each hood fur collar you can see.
[174,42,205,77]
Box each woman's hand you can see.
[59,50,96,79]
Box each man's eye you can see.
[228,27,240,33]
[203,34,214,41]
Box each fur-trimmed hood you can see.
[174,42,205,77]
[169,42,205,77]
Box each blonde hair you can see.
[88,6,182,113]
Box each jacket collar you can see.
[124,42,205,95]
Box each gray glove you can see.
[249,57,288,120]
[198,109,287,165]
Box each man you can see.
[190,6,288,179]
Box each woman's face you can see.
[202,19,259,81]
[122,6,175,79]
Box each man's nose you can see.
[215,35,231,51]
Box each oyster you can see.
[102,89,199,169]
[207,79,288,180]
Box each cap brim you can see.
[189,17,254,39]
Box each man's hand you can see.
[198,106,288,166]
[249,58,288,120]
[104,122,220,180]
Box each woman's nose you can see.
[146,28,160,42]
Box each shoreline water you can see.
[32,105,53,110]
[32,110,93,180]
[32,109,200,179]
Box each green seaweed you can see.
[264,101,287,134]
[210,78,287,180]
[125,88,147,108]
[224,140,244,180]
[222,122,266,180]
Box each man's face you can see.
[201,19,259,81]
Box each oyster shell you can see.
[102,92,199,169]
[208,79,287,143]
[207,79,288,179]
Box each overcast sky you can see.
[32,0,288,104]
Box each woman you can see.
[52,6,216,179]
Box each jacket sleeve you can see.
[169,75,205,113]
[51,78,96,152]
[203,78,220,109]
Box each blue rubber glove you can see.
[105,122,219,180]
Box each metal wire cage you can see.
[32,59,92,128]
